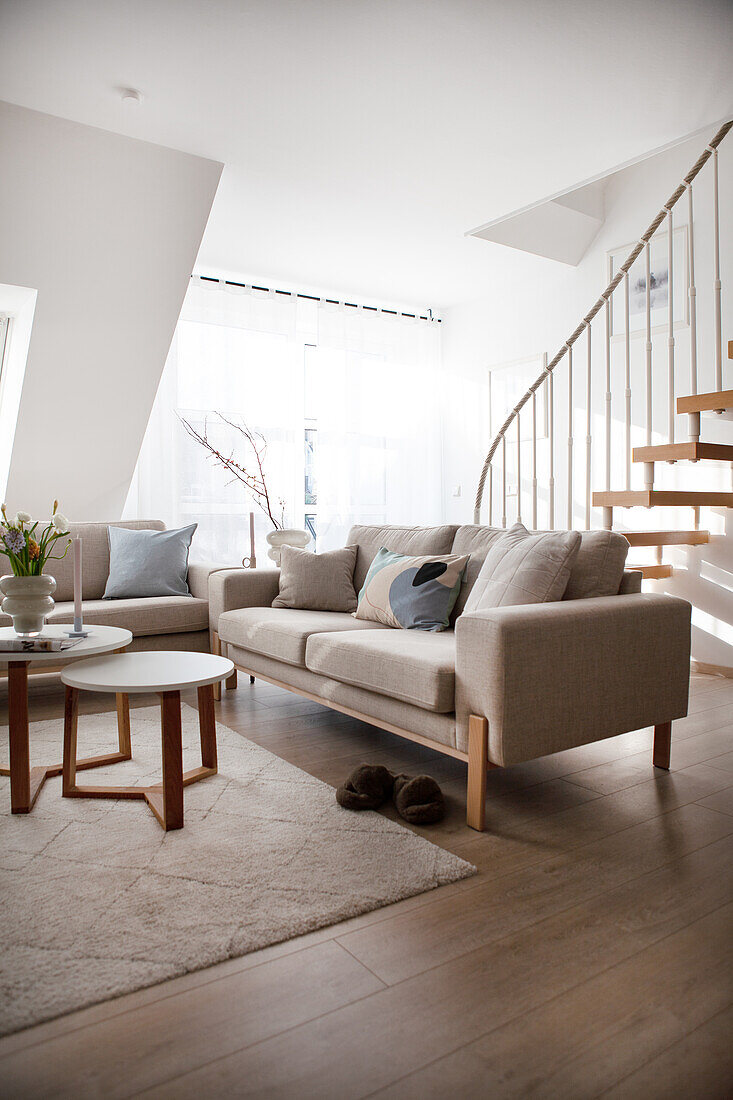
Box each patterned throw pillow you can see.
[354,548,470,632]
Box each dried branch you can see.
[178,412,284,529]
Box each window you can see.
[126,279,443,561]
[0,316,10,382]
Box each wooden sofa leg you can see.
[467,715,489,831]
[653,721,672,770]
[211,632,222,702]
[226,669,238,691]
[249,675,255,684]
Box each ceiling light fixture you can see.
[120,88,143,107]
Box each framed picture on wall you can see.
[488,352,548,442]
[607,225,688,338]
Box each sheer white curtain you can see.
[312,305,443,550]
[125,278,301,564]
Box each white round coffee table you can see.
[0,625,133,814]
[61,651,234,831]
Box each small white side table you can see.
[61,650,234,831]
[0,625,133,814]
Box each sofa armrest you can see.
[186,562,232,601]
[208,567,281,631]
[455,593,691,764]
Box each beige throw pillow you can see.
[464,523,581,610]
[272,544,358,612]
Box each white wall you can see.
[0,101,222,520]
[442,125,733,668]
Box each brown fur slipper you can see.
[336,764,395,811]
[393,774,445,824]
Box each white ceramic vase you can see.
[0,574,56,636]
[266,528,310,566]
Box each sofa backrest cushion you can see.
[49,520,166,601]
[618,569,643,594]
[347,524,458,592]
[451,524,630,610]
[562,530,630,599]
[450,525,507,617]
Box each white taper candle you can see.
[73,537,82,633]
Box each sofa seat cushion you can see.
[305,628,456,713]
[47,597,209,637]
[217,607,388,667]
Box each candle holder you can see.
[65,624,90,639]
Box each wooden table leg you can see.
[116,693,131,758]
[197,684,218,771]
[62,686,79,794]
[211,632,222,702]
[113,645,132,760]
[8,662,30,813]
[159,691,183,831]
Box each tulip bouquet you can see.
[0,502,71,576]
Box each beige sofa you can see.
[0,520,226,659]
[210,524,692,830]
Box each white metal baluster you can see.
[711,145,722,391]
[567,343,573,529]
[667,207,675,443]
[687,182,698,396]
[645,239,652,447]
[501,434,507,528]
[605,298,611,491]
[532,390,538,529]
[516,408,522,523]
[547,358,555,529]
[585,321,592,529]
[624,271,631,489]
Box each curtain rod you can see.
[192,274,441,323]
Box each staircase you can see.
[474,120,732,590]
[594,340,733,579]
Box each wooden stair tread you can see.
[621,530,709,546]
[593,490,733,508]
[632,442,733,463]
[677,389,733,414]
[628,564,673,579]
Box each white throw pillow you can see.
[464,522,581,610]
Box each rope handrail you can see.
[474,118,733,523]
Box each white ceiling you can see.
[1,0,731,309]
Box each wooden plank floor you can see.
[1,671,732,1099]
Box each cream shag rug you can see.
[0,705,474,1035]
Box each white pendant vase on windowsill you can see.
[266,528,310,566]
[0,574,56,636]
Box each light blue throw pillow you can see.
[103,525,197,599]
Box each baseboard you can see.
[691,659,733,679]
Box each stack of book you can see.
[0,636,83,653]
